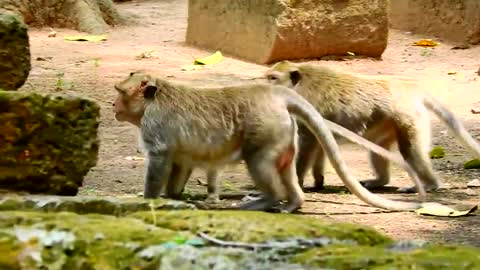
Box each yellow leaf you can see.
[64,35,108,42]
[346,51,355,56]
[447,71,457,75]
[194,51,223,65]
[415,203,478,217]
[412,39,438,47]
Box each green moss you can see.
[0,211,192,269]
[0,91,100,195]
[0,232,21,270]
[430,146,446,159]
[131,210,392,246]
[464,159,480,169]
[292,244,480,269]
[0,195,195,216]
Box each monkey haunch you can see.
[113,71,424,212]
[265,61,480,193]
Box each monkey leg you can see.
[241,150,285,211]
[143,152,173,199]
[396,122,441,193]
[277,150,305,213]
[205,169,220,203]
[360,131,396,189]
[296,124,320,188]
[306,147,326,191]
[165,163,193,199]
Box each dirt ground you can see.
[19,0,480,247]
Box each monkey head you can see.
[112,71,158,126]
[264,61,301,87]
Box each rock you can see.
[0,0,127,34]
[0,91,100,195]
[389,0,480,45]
[0,13,31,90]
[467,179,480,187]
[1,205,480,269]
[0,194,196,215]
[186,0,388,64]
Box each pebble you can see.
[467,179,480,187]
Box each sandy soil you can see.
[19,0,480,247]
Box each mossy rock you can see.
[131,210,393,246]
[0,13,30,90]
[293,244,480,269]
[1,209,480,269]
[430,146,446,159]
[0,91,100,195]
[0,194,195,216]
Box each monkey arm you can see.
[143,151,174,199]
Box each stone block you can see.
[0,13,31,90]
[389,0,480,45]
[186,0,388,64]
[0,91,100,195]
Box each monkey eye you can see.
[267,75,278,81]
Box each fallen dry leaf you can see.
[415,203,478,217]
[412,39,438,47]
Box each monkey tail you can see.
[275,86,424,211]
[423,96,480,157]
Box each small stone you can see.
[471,108,480,114]
[467,179,480,187]
[48,31,57,38]
[94,232,105,240]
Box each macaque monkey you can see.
[264,61,480,193]
[112,71,427,212]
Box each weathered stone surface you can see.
[0,0,126,34]
[0,13,30,90]
[389,0,480,45]
[0,194,196,215]
[0,91,100,195]
[1,204,480,269]
[186,0,388,64]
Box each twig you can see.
[197,232,337,251]
[198,232,271,250]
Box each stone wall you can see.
[186,0,389,64]
[389,0,480,44]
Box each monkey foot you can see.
[359,179,389,189]
[398,184,441,194]
[205,194,220,204]
[239,197,279,211]
[302,186,325,193]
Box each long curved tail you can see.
[274,86,423,211]
[423,96,480,157]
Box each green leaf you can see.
[464,159,480,169]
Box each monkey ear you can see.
[289,70,301,86]
[143,85,158,99]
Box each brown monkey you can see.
[264,61,480,193]
[112,71,426,212]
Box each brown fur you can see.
[265,61,480,194]
[112,71,426,211]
